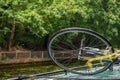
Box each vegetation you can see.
[0,0,120,51]
[0,61,61,80]
[0,1,120,80]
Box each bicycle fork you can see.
[78,39,84,60]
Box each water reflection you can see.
[37,64,120,79]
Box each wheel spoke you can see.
[48,28,113,75]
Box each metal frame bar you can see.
[8,69,67,80]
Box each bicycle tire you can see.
[48,28,114,75]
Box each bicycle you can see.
[47,27,120,75]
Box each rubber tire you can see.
[47,27,114,75]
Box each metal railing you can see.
[0,50,77,64]
[8,69,68,80]
[0,51,49,64]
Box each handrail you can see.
[8,69,67,80]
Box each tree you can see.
[0,0,48,50]
[0,0,120,51]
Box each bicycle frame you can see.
[85,47,120,68]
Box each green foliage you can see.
[0,62,60,79]
[0,0,120,50]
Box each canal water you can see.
[37,64,120,80]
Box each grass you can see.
[1,57,113,80]
[0,61,61,80]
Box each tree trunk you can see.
[8,18,15,51]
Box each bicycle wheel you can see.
[48,28,114,75]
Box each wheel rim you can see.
[48,30,112,75]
